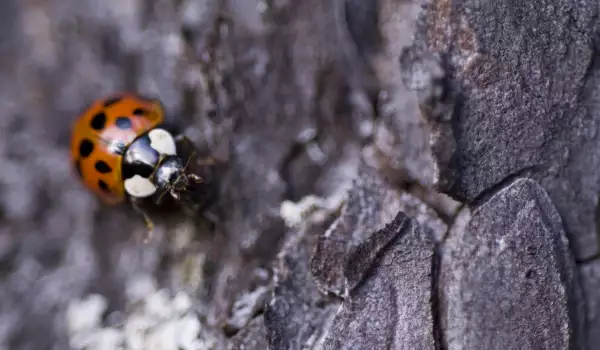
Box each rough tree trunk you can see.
[0,0,596,349]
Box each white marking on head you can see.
[148,128,177,155]
[124,175,157,198]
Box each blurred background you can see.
[0,0,441,348]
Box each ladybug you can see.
[70,92,218,238]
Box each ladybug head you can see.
[155,155,202,201]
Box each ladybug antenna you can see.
[183,151,196,172]
[183,151,204,184]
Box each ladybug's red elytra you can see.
[70,92,218,238]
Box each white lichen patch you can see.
[225,286,270,330]
[66,294,108,335]
[66,275,216,350]
[279,188,347,229]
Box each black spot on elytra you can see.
[133,108,147,116]
[95,160,112,173]
[90,112,107,130]
[115,117,132,130]
[79,139,94,157]
[98,180,110,194]
[74,160,83,178]
[103,96,123,107]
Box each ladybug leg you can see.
[130,198,155,242]
[169,189,181,200]
[187,173,203,183]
